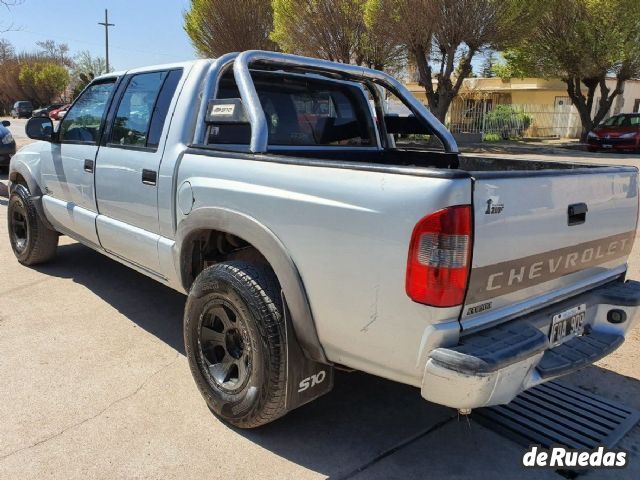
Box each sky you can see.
[1,0,196,70]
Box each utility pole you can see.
[98,9,115,72]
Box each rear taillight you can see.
[405,205,472,307]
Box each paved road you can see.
[1,140,639,479]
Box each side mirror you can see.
[2,120,10,127]
[26,117,54,141]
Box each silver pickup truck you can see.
[8,51,640,428]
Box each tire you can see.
[184,261,288,428]
[7,184,58,265]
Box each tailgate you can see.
[462,168,638,327]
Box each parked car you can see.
[0,120,16,171]
[587,113,640,152]
[32,103,65,118]
[8,52,640,428]
[49,104,70,121]
[10,101,34,119]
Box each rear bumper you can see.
[420,279,640,409]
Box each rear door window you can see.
[109,72,167,148]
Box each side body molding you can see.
[174,207,328,364]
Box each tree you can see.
[271,0,403,71]
[480,52,496,78]
[1,0,22,32]
[184,0,277,57]
[70,50,107,97]
[272,0,365,64]
[393,0,529,122]
[36,40,72,67]
[19,61,69,105]
[0,37,14,61]
[362,0,407,72]
[499,0,640,139]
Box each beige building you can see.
[403,77,640,138]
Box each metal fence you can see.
[445,101,582,138]
[386,98,583,138]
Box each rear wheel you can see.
[184,261,288,428]
[8,184,58,265]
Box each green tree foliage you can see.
[0,38,71,112]
[18,62,69,105]
[184,0,277,57]
[498,0,640,138]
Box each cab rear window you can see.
[207,72,375,148]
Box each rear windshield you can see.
[601,115,640,127]
[208,71,375,148]
[17,101,33,108]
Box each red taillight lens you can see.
[405,205,472,307]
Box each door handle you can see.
[142,169,157,185]
[568,203,588,226]
[84,159,94,173]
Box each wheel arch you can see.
[175,207,327,364]
[9,160,42,196]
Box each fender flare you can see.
[9,161,43,196]
[174,207,328,364]
[9,162,57,231]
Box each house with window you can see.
[403,77,640,138]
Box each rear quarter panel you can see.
[175,153,472,385]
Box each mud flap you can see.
[282,298,334,412]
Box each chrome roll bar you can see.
[198,50,459,154]
[194,52,239,146]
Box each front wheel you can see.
[184,261,288,428]
[8,184,58,265]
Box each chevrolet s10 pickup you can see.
[7,51,640,427]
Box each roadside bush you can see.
[484,105,532,139]
[482,132,502,142]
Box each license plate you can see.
[549,304,586,347]
[602,144,613,148]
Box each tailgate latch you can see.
[568,203,588,226]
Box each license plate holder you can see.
[549,304,586,347]
[602,144,613,148]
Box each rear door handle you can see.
[568,203,588,226]
[142,169,157,186]
[84,159,94,173]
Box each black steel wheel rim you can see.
[198,299,251,393]
[10,200,28,254]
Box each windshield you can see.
[601,115,640,127]
[17,101,33,108]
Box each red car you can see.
[49,104,71,121]
[587,113,640,152]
